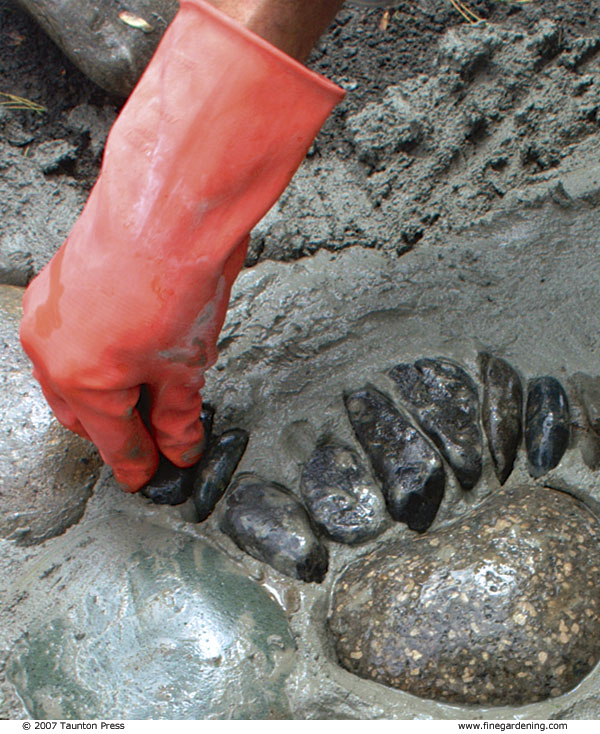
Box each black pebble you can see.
[300,443,388,544]
[141,403,215,505]
[388,358,482,490]
[525,376,570,477]
[344,386,445,532]
[479,353,523,484]
[220,474,328,583]
[193,429,248,522]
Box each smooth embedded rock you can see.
[0,286,101,544]
[571,373,600,434]
[220,474,328,583]
[330,485,600,706]
[6,516,295,718]
[300,443,388,544]
[15,0,178,97]
[569,373,600,469]
[193,428,248,522]
[388,358,483,490]
[0,250,33,287]
[526,376,570,478]
[141,403,214,505]
[344,386,444,532]
[479,352,523,484]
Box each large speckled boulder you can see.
[15,0,178,96]
[329,485,600,706]
[0,286,101,545]
[7,515,295,719]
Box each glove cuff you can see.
[181,0,345,104]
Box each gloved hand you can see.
[20,0,343,491]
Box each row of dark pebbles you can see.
[140,354,573,584]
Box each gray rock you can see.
[344,386,444,532]
[526,376,570,478]
[6,516,295,718]
[0,285,101,545]
[388,358,483,490]
[220,473,328,583]
[15,0,178,97]
[571,373,600,434]
[479,352,523,484]
[300,443,388,544]
[0,250,33,287]
[193,428,248,522]
[329,485,600,706]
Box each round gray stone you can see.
[0,285,102,545]
[6,516,295,719]
[14,0,178,97]
[330,485,600,706]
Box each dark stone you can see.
[479,352,523,484]
[193,429,248,522]
[525,376,570,477]
[220,473,328,583]
[388,358,483,490]
[329,485,600,706]
[14,0,178,97]
[344,386,444,532]
[141,403,215,505]
[300,443,388,544]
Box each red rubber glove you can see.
[20,0,343,491]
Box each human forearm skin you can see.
[208,0,346,60]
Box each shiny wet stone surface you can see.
[221,473,328,583]
[479,352,523,485]
[300,443,387,544]
[329,485,600,706]
[6,515,295,719]
[526,377,570,478]
[0,286,101,544]
[388,358,483,490]
[344,386,445,532]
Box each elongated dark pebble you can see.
[479,352,523,484]
[300,444,388,544]
[220,474,328,583]
[193,429,248,522]
[141,403,215,505]
[344,386,444,532]
[526,377,570,477]
[388,358,482,490]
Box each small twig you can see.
[448,0,484,24]
[0,92,46,113]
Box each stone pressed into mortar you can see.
[330,485,600,706]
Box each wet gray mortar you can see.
[5,18,600,725]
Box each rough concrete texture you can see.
[0,285,102,546]
[248,20,600,263]
[4,0,600,721]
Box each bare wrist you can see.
[207,0,345,61]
